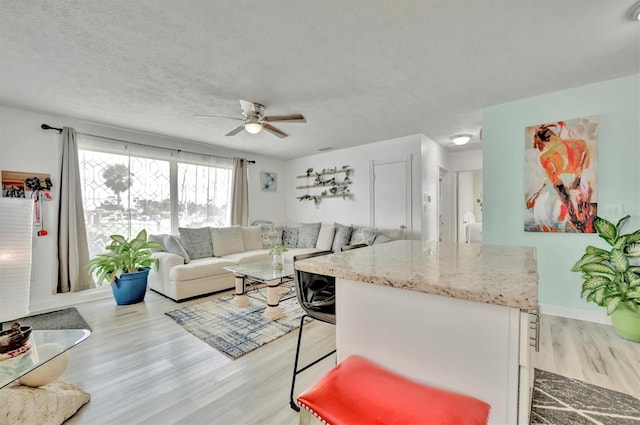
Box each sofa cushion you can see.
[163,235,190,264]
[282,226,299,248]
[332,223,353,252]
[377,228,405,241]
[211,226,245,257]
[260,223,284,249]
[350,226,377,246]
[315,223,336,250]
[223,250,271,265]
[373,234,392,245]
[178,227,214,260]
[147,234,166,252]
[241,226,263,251]
[169,257,237,281]
[298,222,321,248]
[285,248,322,261]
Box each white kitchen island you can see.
[295,240,539,425]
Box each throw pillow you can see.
[282,226,299,248]
[147,234,166,252]
[210,226,245,256]
[332,223,353,252]
[315,223,336,250]
[297,222,322,248]
[241,226,263,251]
[163,235,190,264]
[372,234,392,245]
[178,227,214,260]
[349,226,377,246]
[260,223,284,249]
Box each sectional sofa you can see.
[148,222,403,301]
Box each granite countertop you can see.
[294,240,538,310]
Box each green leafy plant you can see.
[269,245,288,256]
[87,229,161,285]
[571,215,640,315]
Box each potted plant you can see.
[87,229,161,305]
[571,215,640,342]
[269,245,288,270]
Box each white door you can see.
[370,155,412,237]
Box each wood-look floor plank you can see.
[58,290,639,424]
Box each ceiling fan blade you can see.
[193,114,243,121]
[263,123,288,139]
[264,114,306,123]
[225,124,245,136]
[239,99,260,116]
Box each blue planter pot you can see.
[112,268,150,305]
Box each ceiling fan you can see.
[195,99,306,138]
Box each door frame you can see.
[369,154,413,236]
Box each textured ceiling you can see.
[1,1,638,159]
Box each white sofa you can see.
[148,223,403,302]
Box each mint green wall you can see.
[483,75,640,311]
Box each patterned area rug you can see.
[165,290,304,359]
[531,369,640,424]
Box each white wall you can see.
[286,135,423,239]
[421,134,449,241]
[0,105,286,311]
[449,148,482,172]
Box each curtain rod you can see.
[40,123,255,164]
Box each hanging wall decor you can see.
[524,116,598,233]
[296,166,353,206]
[261,171,277,192]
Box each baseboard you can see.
[29,288,112,315]
[540,303,611,325]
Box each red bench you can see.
[297,355,490,425]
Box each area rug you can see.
[531,368,640,424]
[165,290,305,359]
[2,307,91,331]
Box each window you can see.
[78,136,233,256]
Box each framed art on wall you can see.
[261,171,277,192]
[524,116,598,233]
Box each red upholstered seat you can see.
[297,355,490,425]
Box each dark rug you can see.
[531,369,640,424]
[3,307,92,331]
[165,288,304,359]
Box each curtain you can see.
[231,158,249,226]
[58,127,94,293]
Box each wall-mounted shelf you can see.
[297,166,353,205]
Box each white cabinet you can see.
[336,278,533,425]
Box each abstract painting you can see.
[261,171,277,192]
[524,116,598,233]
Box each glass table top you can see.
[0,329,90,388]
[223,260,295,281]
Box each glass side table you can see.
[0,329,90,389]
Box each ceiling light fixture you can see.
[450,134,472,146]
[244,118,262,134]
[629,1,640,21]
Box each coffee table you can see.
[224,260,295,320]
[0,329,90,389]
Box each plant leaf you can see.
[594,287,607,305]
[623,301,638,312]
[586,246,610,257]
[581,263,616,276]
[615,215,630,234]
[626,243,640,258]
[594,216,617,245]
[110,234,127,245]
[626,289,640,299]
[571,253,605,272]
[629,276,640,288]
[582,276,610,291]
[613,235,628,250]
[610,249,629,272]
[606,297,622,315]
[626,230,640,244]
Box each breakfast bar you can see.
[295,240,539,425]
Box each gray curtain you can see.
[58,127,94,293]
[231,158,249,226]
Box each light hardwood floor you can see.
[60,290,639,425]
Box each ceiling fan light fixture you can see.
[244,118,262,134]
[451,134,472,146]
[629,0,640,20]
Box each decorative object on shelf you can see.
[0,323,32,357]
[87,229,162,305]
[0,198,33,325]
[524,116,598,233]
[296,165,353,205]
[572,215,640,342]
[261,171,277,192]
[269,245,288,270]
